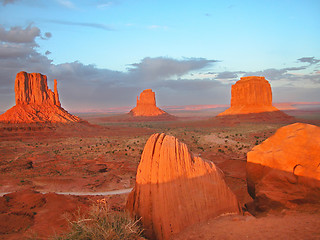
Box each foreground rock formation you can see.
[127,133,240,240]
[129,89,167,117]
[247,123,320,210]
[0,72,80,123]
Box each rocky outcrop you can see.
[218,76,279,115]
[0,71,80,123]
[127,133,240,240]
[247,123,320,210]
[129,89,167,117]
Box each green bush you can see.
[55,200,144,240]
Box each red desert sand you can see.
[0,71,80,123]
[127,133,241,240]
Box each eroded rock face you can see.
[15,72,61,106]
[129,89,166,116]
[247,123,320,210]
[0,71,80,123]
[127,133,240,240]
[218,76,279,115]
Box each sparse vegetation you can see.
[55,199,144,240]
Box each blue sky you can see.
[0,0,319,111]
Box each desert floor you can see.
[0,109,320,239]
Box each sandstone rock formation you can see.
[218,76,279,115]
[0,71,80,123]
[129,89,167,117]
[247,123,320,210]
[127,133,241,240]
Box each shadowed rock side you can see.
[217,76,292,122]
[247,123,320,211]
[129,89,167,117]
[0,71,80,123]
[127,133,241,240]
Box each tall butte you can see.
[129,89,167,117]
[219,76,280,115]
[0,71,80,123]
[127,133,240,240]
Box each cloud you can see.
[46,20,115,31]
[44,32,52,38]
[243,63,309,81]
[0,25,53,109]
[0,24,319,111]
[0,25,42,44]
[244,68,290,80]
[297,57,320,65]
[215,71,245,79]
[128,57,219,82]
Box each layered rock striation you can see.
[218,76,279,116]
[247,123,320,210]
[129,89,167,117]
[127,133,240,240]
[0,71,80,123]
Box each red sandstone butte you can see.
[218,76,279,116]
[127,133,241,240]
[247,123,320,210]
[0,71,80,123]
[129,89,167,116]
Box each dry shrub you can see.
[55,199,144,240]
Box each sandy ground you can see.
[173,209,320,240]
[0,110,320,239]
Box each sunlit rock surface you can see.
[127,133,240,240]
[0,71,80,123]
[247,123,320,210]
[129,89,167,117]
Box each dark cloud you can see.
[46,58,221,109]
[297,57,320,65]
[128,57,219,82]
[46,20,114,31]
[273,86,320,102]
[0,25,41,44]
[244,68,290,80]
[283,66,307,71]
[44,32,52,38]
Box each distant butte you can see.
[0,71,80,123]
[129,89,167,116]
[219,76,279,115]
[217,76,293,122]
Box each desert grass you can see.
[55,199,144,240]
